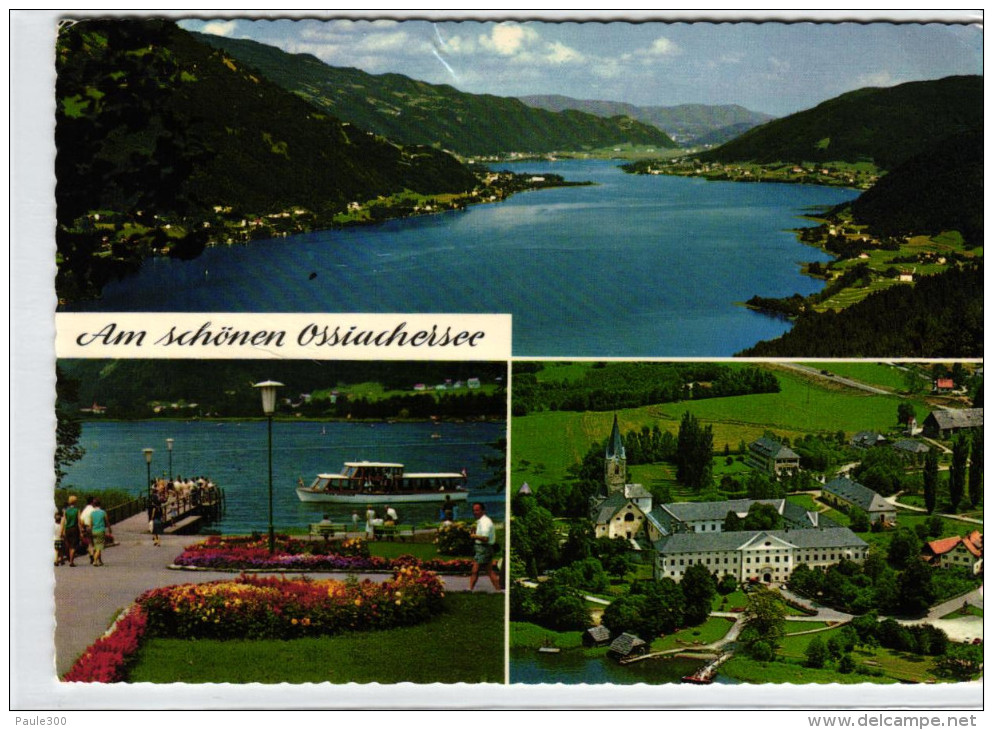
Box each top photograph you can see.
[55,16,982,358]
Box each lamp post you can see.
[143,448,154,503]
[166,438,174,481]
[254,380,283,554]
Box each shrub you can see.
[436,522,474,556]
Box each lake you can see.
[61,419,506,533]
[70,160,858,356]
[510,648,739,685]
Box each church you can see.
[588,416,868,585]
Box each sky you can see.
[177,16,982,116]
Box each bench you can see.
[375,523,415,541]
[309,522,349,540]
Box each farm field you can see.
[804,362,911,391]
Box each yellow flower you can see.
[354,599,362,607]
[291,618,298,625]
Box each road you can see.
[775,363,893,395]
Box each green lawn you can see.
[784,621,833,635]
[712,590,749,612]
[721,655,895,685]
[803,363,909,392]
[510,621,585,650]
[940,604,983,620]
[127,593,504,683]
[786,494,820,511]
[650,617,735,652]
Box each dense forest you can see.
[512,362,779,416]
[740,264,983,357]
[847,128,983,245]
[195,34,679,157]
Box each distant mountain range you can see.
[195,34,679,157]
[699,75,982,170]
[517,95,776,146]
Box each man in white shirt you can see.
[468,502,501,591]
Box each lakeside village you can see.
[623,156,881,189]
[511,405,983,684]
[69,168,591,270]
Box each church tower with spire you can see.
[604,414,627,494]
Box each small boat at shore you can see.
[295,461,470,504]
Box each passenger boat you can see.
[295,461,470,504]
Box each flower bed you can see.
[64,567,445,681]
[172,536,473,574]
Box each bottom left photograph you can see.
[54,358,507,684]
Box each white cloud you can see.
[855,70,896,88]
[478,23,539,56]
[544,41,583,65]
[201,20,238,37]
[646,36,678,56]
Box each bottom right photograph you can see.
[508,360,983,686]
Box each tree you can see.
[631,578,685,636]
[949,434,968,511]
[55,365,86,488]
[968,427,982,507]
[923,450,939,514]
[896,559,935,616]
[554,557,609,594]
[601,594,648,637]
[681,563,717,625]
[848,506,871,533]
[887,528,921,569]
[897,402,917,426]
[594,537,633,579]
[804,635,829,668]
[512,502,559,578]
[739,586,786,658]
[559,519,596,565]
[675,411,714,491]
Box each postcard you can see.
[10,9,983,714]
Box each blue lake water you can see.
[71,160,858,356]
[510,649,739,685]
[61,419,506,533]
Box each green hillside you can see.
[848,128,983,244]
[55,19,478,301]
[195,34,678,157]
[699,75,982,169]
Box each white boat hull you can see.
[296,488,470,505]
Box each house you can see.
[925,531,983,574]
[467,378,481,389]
[891,439,930,462]
[607,633,647,661]
[747,437,801,478]
[821,477,896,525]
[591,491,649,541]
[922,409,984,439]
[517,482,532,496]
[851,431,886,450]
[934,378,956,393]
[653,527,868,584]
[583,625,612,647]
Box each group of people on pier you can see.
[149,475,218,520]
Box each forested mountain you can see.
[195,34,678,156]
[517,95,774,145]
[740,264,983,358]
[59,360,506,419]
[848,128,983,244]
[56,19,477,300]
[698,76,982,169]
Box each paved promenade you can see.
[54,512,498,677]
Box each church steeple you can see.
[604,414,626,494]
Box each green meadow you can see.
[512,365,922,489]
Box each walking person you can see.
[80,496,96,564]
[54,511,66,566]
[60,496,82,567]
[149,499,164,547]
[468,502,501,591]
[365,505,376,540]
[89,499,111,566]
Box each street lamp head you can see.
[254,380,284,416]
[166,438,174,451]
[143,447,155,464]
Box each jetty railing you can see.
[107,497,148,526]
